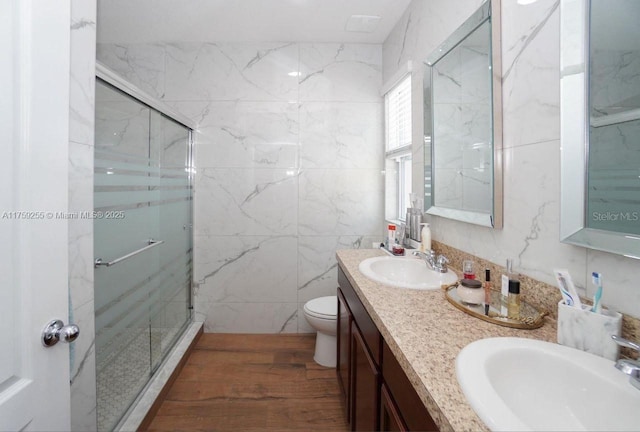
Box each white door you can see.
[0,1,72,430]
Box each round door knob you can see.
[42,319,80,347]
[60,324,80,343]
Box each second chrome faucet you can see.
[612,335,640,391]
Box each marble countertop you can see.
[336,249,558,432]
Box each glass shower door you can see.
[149,112,193,371]
[94,80,192,431]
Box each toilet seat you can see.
[304,296,337,319]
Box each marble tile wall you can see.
[69,0,97,430]
[383,0,640,319]
[98,42,384,333]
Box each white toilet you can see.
[303,296,338,367]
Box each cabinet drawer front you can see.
[382,342,439,431]
[338,266,381,365]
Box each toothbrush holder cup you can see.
[557,300,622,361]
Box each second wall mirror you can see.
[423,0,503,228]
[560,0,640,258]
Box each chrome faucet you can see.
[611,335,640,391]
[413,250,449,273]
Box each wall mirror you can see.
[423,0,503,228]
[560,0,640,258]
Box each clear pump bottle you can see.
[500,259,518,315]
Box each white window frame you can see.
[384,73,413,222]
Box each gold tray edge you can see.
[443,285,548,330]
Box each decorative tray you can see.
[444,284,548,329]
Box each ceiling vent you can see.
[345,15,381,33]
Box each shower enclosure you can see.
[93,66,194,431]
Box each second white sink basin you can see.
[456,337,640,431]
[358,256,457,289]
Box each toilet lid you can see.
[304,296,337,319]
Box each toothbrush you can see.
[591,272,603,314]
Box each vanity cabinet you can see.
[337,266,439,432]
[337,266,382,431]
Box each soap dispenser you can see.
[419,223,431,252]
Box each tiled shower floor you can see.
[96,326,180,431]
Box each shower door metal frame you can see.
[96,63,196,130]
[95,61,196,317]
[94,62,196,430]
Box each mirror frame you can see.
[559,0,640,259]
[423,0,503,228]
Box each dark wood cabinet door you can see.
[382,342,439,431]
[339,268,381,365]
[380,383,408,432]
[338,264,438,432]
[337,288,352,423]
[351,324,379,432]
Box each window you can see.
[386,76,412,151]
[384,75,412,222]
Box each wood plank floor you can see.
[145,334,349,432]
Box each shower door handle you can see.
[42,319,80,347]
[94,238,164,268]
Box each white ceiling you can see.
[97,0,412,45]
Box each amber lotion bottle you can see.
[507,280,521,318]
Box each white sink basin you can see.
[456,337,640,431]
[358,256,457,289]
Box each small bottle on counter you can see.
[484,269,491,316]
[463,260,475,280]
[501,259,518,315]
[387,224,396,249]
[507,279,521,318]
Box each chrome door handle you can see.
[42,319,80,347]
